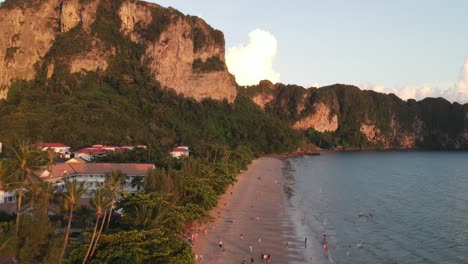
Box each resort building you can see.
[0,162,155,206]
[33,143,71,153]
[74,144,148,161]
[38,163,155,197]
[170,146,190,159]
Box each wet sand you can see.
[191,157,308,264]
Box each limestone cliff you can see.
[0,0,59,97]
[242,82,467,150]
[293,103,338,132]
[0,0,237,102]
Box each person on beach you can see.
[249,245,253,254]
[242,256,247,264]
[251,256,254,263]
[258,236,261,243]
[305,237,307,248]
[219,240,224,251]
[241,233,244,239]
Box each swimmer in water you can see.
[357,240,364,248]
[321,232,327,245]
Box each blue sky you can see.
[151,0,468,102]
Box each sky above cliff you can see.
[152,0,468,103]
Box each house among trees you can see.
[32,143,71,153]
[170,146,190,159]
[74,147,109,161]
[74,144,148,161]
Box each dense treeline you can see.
[240,82,467,150]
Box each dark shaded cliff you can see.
[241,81,467,150]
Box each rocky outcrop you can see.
[0,0,237,102]
[60,0,81,32]
[360,123,384,144]
[252,94,274,109]
[292,103,338,132]
[69,45,109,74]
[119,1,236,102]
[0,0,60,98]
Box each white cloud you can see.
[360,58,468,104]
[226,29,280,85]
[443,58,468,103]
[360,83,442,101]
[309,82,321,88]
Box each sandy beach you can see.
[191,157,308,264]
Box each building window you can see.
[4,196,14,203]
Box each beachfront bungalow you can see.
[74,144,147,161]
[170,146,190,159]
[74,147,109,161]
[33,143,71,153]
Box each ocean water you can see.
[286,152,468,264]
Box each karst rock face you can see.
[0,0,237,102]
[243,82,467,150]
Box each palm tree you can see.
[10,142,46,235]
[0,160,16,194]
[59,180,86,264]
[103,170,127,230]
[74,205,94,230]
[82,188,111,264]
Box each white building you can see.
[170,146,190,159]
[38,163,155,197]
[0,162,155,206]
[0,190,16,204]
[33,143,71,153]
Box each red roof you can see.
[37,163,155,181]
[171,147,190,152]
[75,148,109,154]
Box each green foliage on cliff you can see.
[135,4,171,42]
[4,47,19,62]
[191,20,225,52]
[192,56,225,73]
[0,0,42,10]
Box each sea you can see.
[284,151,468,264]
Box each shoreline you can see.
[190,157,308,263]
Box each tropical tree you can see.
[104,170,127,229]
[117,192,176,229]
[59,179,86,264]
[74,205,94,230]
[82,188,111,264]
[9,142,46,235]
[0,160,16,195]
